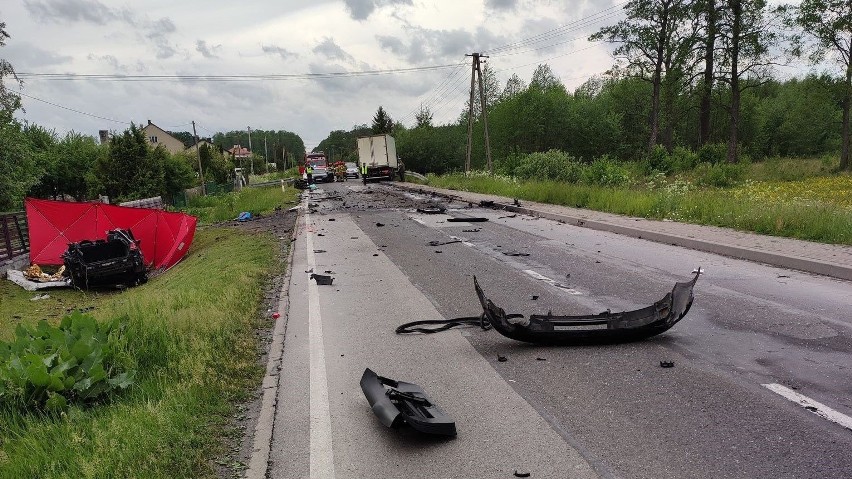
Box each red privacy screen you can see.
[25,198,197,270]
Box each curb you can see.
[391,183,852,282]
[245,205,302,479]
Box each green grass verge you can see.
[183,185,299,224]
[1,222,287,477]
[427,172,852,245]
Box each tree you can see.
[591,0,696,150]
[698,0,720,145]
[461,63,502,122]
[415,105,433,128]
[529,64,565,92]
[168,130,194,148]
[0,22,21,123]
[371,106,394,134]
[716,0,777,163]
[786,0,852,170]
[501,74,528,100]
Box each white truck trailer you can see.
[357,134,400,181]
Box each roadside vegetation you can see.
[0,187,297,477]
[183,183,299,224]
[424,153,852,245]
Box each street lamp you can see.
[247,126,254,175]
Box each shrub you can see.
[0,312,136,413]
[644,145,674,174]
[582,155,631,187]
[697,143,728,165]
[694,162,745,188]
[669,147,699,172]
[514,149,582,183]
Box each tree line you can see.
[317,0,851,174]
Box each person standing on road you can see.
[398,159,405,182]
[361,162,368,185]
[306,164,314,185]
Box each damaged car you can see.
[62,229,148,289]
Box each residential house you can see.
[141,120,186,155]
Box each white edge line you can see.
[523,269,583,295]
[763,383,852,431]
[306,213,337,478]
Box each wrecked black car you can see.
[62,229,148,289]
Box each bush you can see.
[0,312,136,413]
[697,143,728,165]
[582,156,631,187]
[694,162,745,188]
[515,149,582,183]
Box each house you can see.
[186,138,226,155]
[227,145,252,160]
[141,120,186,155]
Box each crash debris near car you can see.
[397,269,701,344]
[360,368,457,437]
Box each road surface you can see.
[264,181,852,479]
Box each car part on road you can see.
[360,368,457,436]
[395,270,700,344]
[660,360,675,368]
[416,207,445,214]
[462,228,480,233]
[503,251,530,257]
[446,217,488,223]
[479,200,495,207]
[428,240,463,246]
[310,273,334,285]
[474,270,700,344]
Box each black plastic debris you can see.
[462,229,481,233]
[514,471,531,477]
[536,357,546,361]
[503,251,530,257]
[531,295,539,300]
[360,368,457,436]
[659,361,675,368]
[416,207,445,214]
[479,200,495,207]
[499,214,518,219]
[373,253,379,257]
[317,233,325,237]
[513,198,521,206]
[497,355,508,362]
[62,229,147,289]
[447,217,488,223]
[328,218,336,221]
[434,250,442,253]
[310,273,334,285]
[313,249,326,253]
[376,222,385,227]
[428,240,462,246]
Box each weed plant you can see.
[0,227,280,477]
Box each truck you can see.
[305,152,334,183]
[357,134,401,182]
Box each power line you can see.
[16,64,460,83]
[14,90,129,124]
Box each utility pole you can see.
[247,126,254,175]
[264,135,268,172]
[192,121,206,195]
[464,52,493,175]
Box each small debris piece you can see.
[317,233,325,237]
[351,237,358,239]
[804,405,818,412]
[497,355,508,362]
[499,214,517,219]
[328,218,336,221]
[310,274,334,285]
[514,471,531,477]
[30,294,50,301]
[376,222,385,227]
[324,270,334,274]
[313,249,327,253]
[659,361,675,368]
[503,251,530,257]
[536,357,546,361]
[777,274,790,278]
[513,198,521,206]
[531,295,539,300]
[435,250,442,253]
[416,207,445,214]
[272,312,281,319]
[447,217,488,223]
[462,229,481,233]
[373,253,379,257]
[479,200,495,207]
[428,240,462,246]
[595,260,601,263]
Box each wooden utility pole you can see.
[464,53,493,175]
[192,121,206,195]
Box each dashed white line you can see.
[523,269,582,295]
[762,383,852,432]
[305,214,337,479]
[411,217,426,226]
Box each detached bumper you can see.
[474,270,700,344]
[360,368,457,436]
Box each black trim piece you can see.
[360,368,457,436]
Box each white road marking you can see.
[762,383,852,432]
[523,269,582,295]
[411,217,426,226]
[305,214,337,478]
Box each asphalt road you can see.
[268,181,852,479]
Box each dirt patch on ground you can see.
[211,207,298,479]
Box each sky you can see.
[2,0,801,152]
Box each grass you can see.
[182,184,299,224]
[426,165,852,245]
[1,187,299,478]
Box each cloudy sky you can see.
[3,0,799,151]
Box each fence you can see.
[1,212,28,263]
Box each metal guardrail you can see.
[1,212,28,263]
